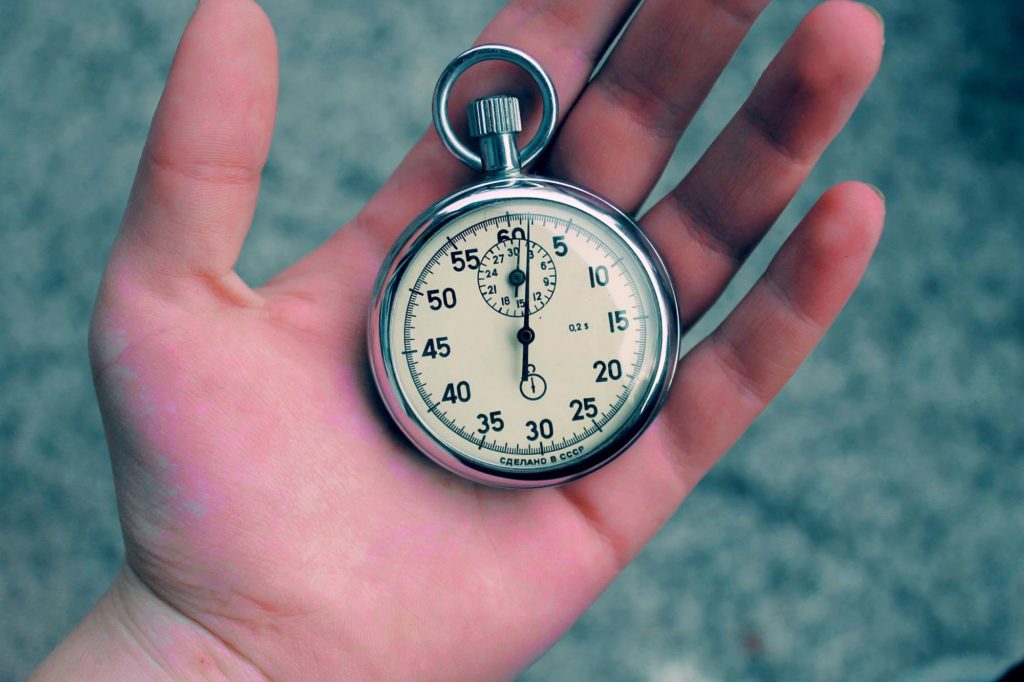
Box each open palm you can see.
[50,0,884,679]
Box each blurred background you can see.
[1,0,1021,679]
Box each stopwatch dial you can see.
[385,200,664,478]
[477,239,557,316]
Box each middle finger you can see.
[543,0,771,214]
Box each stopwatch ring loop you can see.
[432,44,558,172]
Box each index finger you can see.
[336,0,638,255]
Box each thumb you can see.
[112,0,278,289]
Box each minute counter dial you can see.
[477,237,556,317]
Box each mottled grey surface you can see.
[1,1,1022,680]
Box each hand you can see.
[35,0,884,679]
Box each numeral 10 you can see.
[588,265,609,288]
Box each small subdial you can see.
[477,238,557,316]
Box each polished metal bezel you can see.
[368,177,680,488]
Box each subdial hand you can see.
[510,236,525,300]
[508,266,525,299]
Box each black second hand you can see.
[513,229,523,301]
[520,220,532,382]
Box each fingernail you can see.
[859,3,885,31]
[867,183,885,204]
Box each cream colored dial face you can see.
[386,198,662,474]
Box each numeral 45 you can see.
[421,337,451,359]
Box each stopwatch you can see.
[369,45,679,488]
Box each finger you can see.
[344,0,638,253]
[642,0,884,327]
[560,182,885,564]
[112,0,278,285]
[543,0,771,213]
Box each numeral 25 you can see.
[570,397,598,421]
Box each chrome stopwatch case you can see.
[369,45,679,488]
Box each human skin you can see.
[32,0,885,679]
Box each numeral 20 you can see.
[593,359,623,382]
